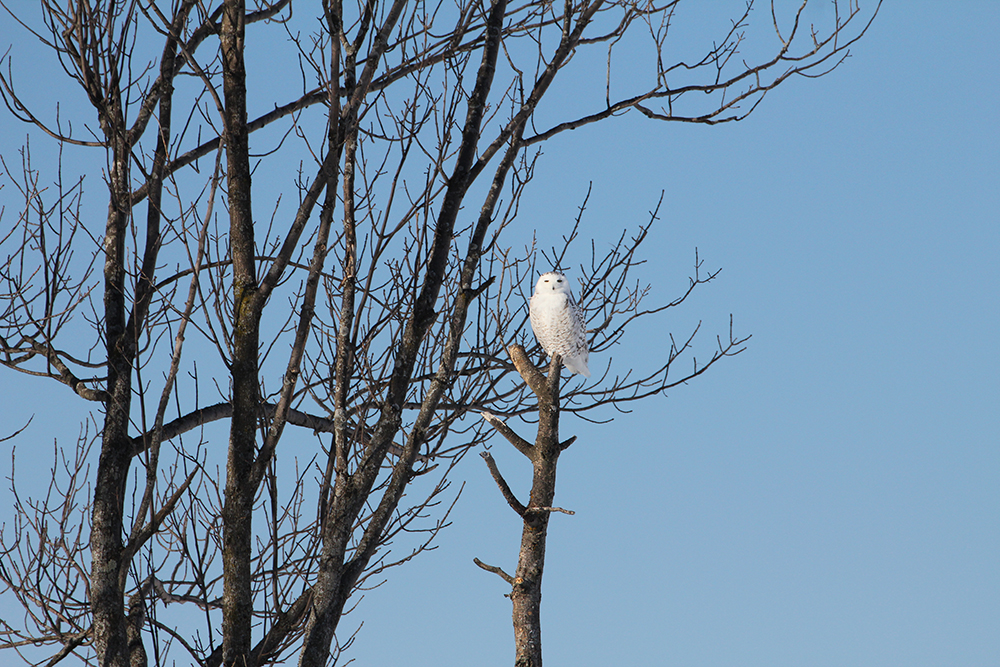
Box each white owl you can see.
[529,272,591,377]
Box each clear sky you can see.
[1,2,998,667]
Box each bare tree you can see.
[0,1,879,666]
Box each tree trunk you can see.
[479,349,569,667]
[509,353,563,667]
[90,41,137,660]
[220,1,259,665]
[90,144,134,667]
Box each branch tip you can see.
[473,557,515,585]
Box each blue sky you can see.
[1,2,998,666]
[348,4,999,665]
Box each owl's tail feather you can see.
[564,355,591,378]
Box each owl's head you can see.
[535,271,571,295]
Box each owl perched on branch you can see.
[529,271,591,377]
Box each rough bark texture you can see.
[478,347,585,666]
[220,1,259,665]
[511,349,562,667]
[91,124,133,667]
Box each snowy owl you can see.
[529,272,590,377]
